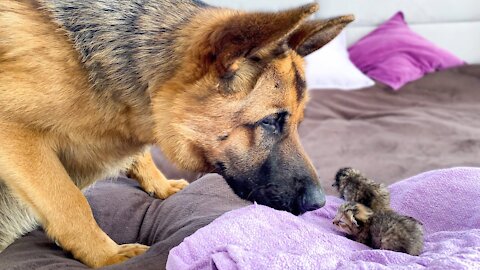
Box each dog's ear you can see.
[206,3,318,78]
[288,15,355,57]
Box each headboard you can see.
[203,0,480,64]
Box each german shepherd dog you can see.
[0,0,353,267]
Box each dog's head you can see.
[152,4,353,215]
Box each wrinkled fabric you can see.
[168,167,480,270]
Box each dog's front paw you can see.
[102,244,149,267]
[144,179,189,199]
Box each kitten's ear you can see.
[345,210,359,227]
[355,204,374,223]
[351,217,359,227]
[288,14,354,57]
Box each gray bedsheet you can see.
[1,65,479,269]
[302,64,480,194]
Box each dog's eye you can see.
[260,115,278,133]
[259,112,287,134]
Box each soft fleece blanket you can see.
[167,167,480,270]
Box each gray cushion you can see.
[0,175,250,270]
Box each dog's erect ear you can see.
[206,3,318,77]
[288,15,355,57]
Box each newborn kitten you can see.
[333,202,424,256]
[333,167,390,211]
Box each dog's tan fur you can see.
[0,0,353,267]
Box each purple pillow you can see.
[348,12,464,90]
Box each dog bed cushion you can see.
[0,175,249,270]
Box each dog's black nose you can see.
[299,186,326,213]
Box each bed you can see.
[1,64,479,269]
[1,1,479,269]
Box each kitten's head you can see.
[332,167,361,197]
[332,202,373,235]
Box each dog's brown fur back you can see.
[0,0,353,267]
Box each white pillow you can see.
[304,32,375,90]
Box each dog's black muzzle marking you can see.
[221,142,325,215]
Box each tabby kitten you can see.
[333,167,390,211]
[333,202,424,256]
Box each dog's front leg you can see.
[0,125,148,268]
[128,149,189,199]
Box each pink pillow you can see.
[348,12,464,90]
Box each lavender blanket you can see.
[167,167,480,269]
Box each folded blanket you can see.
[167,167,480,270]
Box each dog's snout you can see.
[298,185,326,213]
